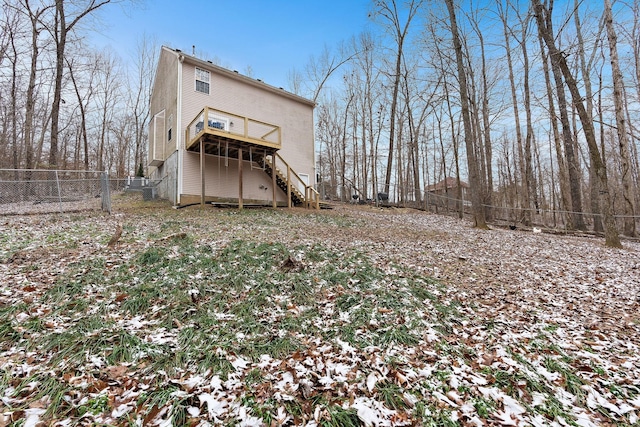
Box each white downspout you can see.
[312,107,317,188]
[176,54,184,205]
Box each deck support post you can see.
[286,164,292,208]
[271,154,277,208]
[238,148,243,209]
[200,138,205,207]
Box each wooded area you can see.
[296,0,640,247]
[1,0,639,246]
[0,0,153,178]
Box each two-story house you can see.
[147,46,318,209]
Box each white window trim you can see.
[152,110,165,160]
[195,67,210,94]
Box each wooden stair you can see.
[252,152,320,209]
[262,158,304,206]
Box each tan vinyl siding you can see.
[179,61,315,193]
[148,48,180,172]
[182,152,286,202]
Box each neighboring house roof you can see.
[426,177,469,192]
[161,46,316,108]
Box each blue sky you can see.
[90,0,372,89]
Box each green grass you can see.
[77,394,110,416]
[3,208,629,426]
[473,397,497,418]
[323,405,362,427]
[137,384,194,425]
[0,235,489,426]
[9,374,73,418]
[543,357,585,402]
[0,318,21,346]
[376,381,408,410]
[421,405,459,426]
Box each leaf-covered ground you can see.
[1,196,639,426]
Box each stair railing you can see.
[267,153,319,210]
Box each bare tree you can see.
[6,5,22,172]
[16,0,53,170]
[445,0,487,228]
[128,34,158,176]
[534,2,587,231]
[538,33,573,228]
[304,44,357,103]
[533,0,621,247]
[286,67,304,96]
[66,49,97,170]
[466,6,496,221]
[348,31,385,201]
[604,0,636,236]
[573,1,605,234]
[48,0,114,168]
[372,0,424,196]
[517,9,536,224]
[93,50,122,172]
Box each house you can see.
[147,46,318,209]
[425,177,469,208]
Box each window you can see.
[195,67,210,94]
[167,128,172,141]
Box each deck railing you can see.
[186,107,281,150]
[268,153,319,210]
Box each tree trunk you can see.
[539,35,573,229]
[10,31,19,172]
[67,58,92,170]
[520,15,537,221]
[478,29,493,221]
[592,70,605,233]
[376,0,422,196]
[574,0,605,234]
[604,0,636,236]
[50,0,66,168]
[384,47,401,196]
[533,0,621,247]
[499,4,529,225]
[445,0,487,228]
[546,29,586,231]
[23,0,49,170]
[50,0,113,168]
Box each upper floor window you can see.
[195,68,210,94]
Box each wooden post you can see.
[286,164,292,208]
[200,138,205,207]
[272,154,277,208]
[238,148,243,209]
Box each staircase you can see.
[253,151,319,209]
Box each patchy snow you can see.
[1,204,639,425]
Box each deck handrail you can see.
[269,153,319,210]
[186,107,281,149]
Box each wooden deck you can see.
[184,107,319,210]
[185,107,281,156]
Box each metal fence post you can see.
[55,170,62,213]
[101,172,112,214]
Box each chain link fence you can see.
[0,169,129,215]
